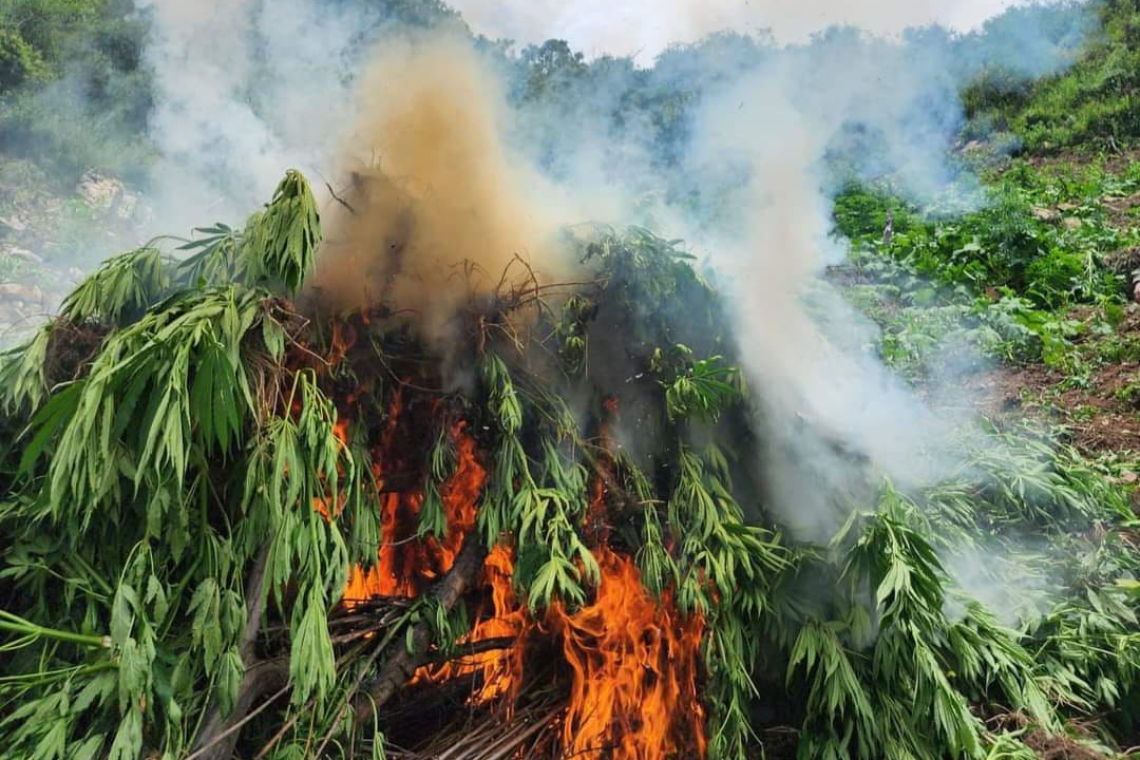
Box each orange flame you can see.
[343,399,489,601]
[312,416,353,519]
[427,421,484,571]
[324,383,706,759]
[584,395,621,545]
[415,545,707,760]
[551,548,707,760]
[414,544,529,706]
[328,320,357,365]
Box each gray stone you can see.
[0,215,26,232]
[0,283,44,302]
[7,247,44,264]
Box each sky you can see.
[448,0,1025,60]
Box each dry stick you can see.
[353,537,488,723]
[421,636,516,666]
[253,639,375,760]
[183,681,292,760]
[190,543,279,760]
[252,700,306,760]
[432,704,560,760]
[325,182,358,215]
[308,620,409,758]
[478,711,559,760]
[313,540,490,757]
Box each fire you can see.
[414,544,529,705]
[412,547,706,760]
[328,320,357,365]
[343,395,488,601]
[585,395,620,543]
[315,371,705,759]
[312,415,353,519]
[333,418,350,445]
[429,422,483,570]
[550,549,707,760]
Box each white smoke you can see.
[128,0,1090,550]
[448,0,1025,61]
[667,53,965,539]
[135,0,378,228]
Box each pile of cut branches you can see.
[0,172,1136,760]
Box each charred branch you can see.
[325,182,358,215]
[422,636,517,666]
[353,536,488,722]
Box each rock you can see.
[1104,246,1140,277]
[6,247,43,264]
[0,283,44,302]
[1063,217,1083,230]
[0,215,26,232]
[76,171,139,219]
[1132,281,1140,304]
[1031,206,1060,222]
[1122,471,1138,485]
[77,171,121,206]
[1105,192,1140,213]
[68,267,85,282]
[1056,202,1080,212]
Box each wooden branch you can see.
[190,543,279,760]
[185,660,289,760]
[325,182,357,215]
[353,537,487,722]
[423,636,516,666]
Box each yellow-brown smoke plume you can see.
[307,35,577,344]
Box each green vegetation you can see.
[965,0,1140,152]
[0,170,1136,760]
[1,1,1139,759]
[832,156,1140,378]
[0,0,152,185]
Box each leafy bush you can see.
[1024,248,1087,307]
[1006,0,1140,151]
[960,67,1034,124]
[0,0,153,185]
[0,29,47,93]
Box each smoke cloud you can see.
[125,0,1092,553]
[447,0,1027,61]
[308,36,583,344]
[135,0,394,228]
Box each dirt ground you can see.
[958,358,1140,454]
[1023,147,1140,178]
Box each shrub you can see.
[0,29,47,93]
[1024,247,1086,307]
[1009,0,1140,150]
[961,67,1034,124]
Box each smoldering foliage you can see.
[5,4,1138,757]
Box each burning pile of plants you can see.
[0,172,1136,760]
